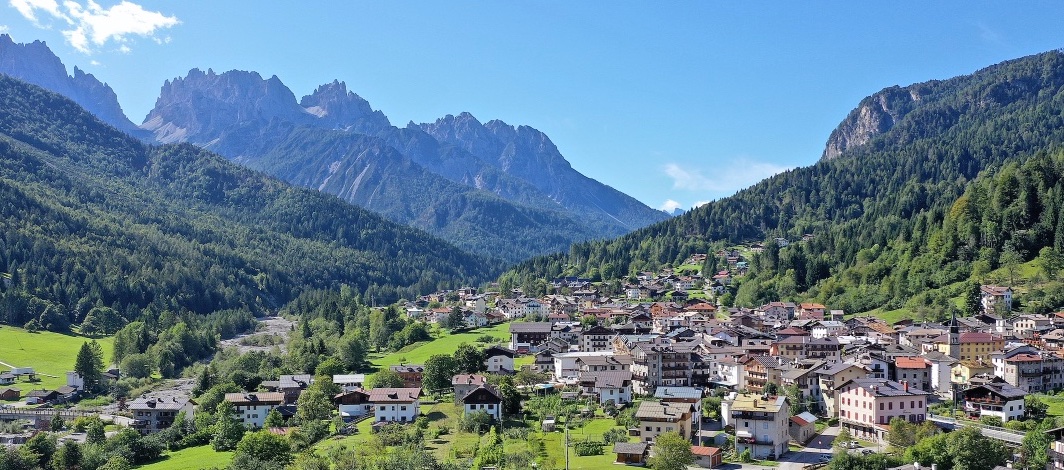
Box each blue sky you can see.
[4,2,1064,212]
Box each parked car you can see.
[861,449,875,455]
[846,441,861,449]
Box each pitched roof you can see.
[225,392,284,405]
[129,395,193,410]
[451,374,487,386]
[279,374,313,389]
[654,386,703,400]
[691,445,722,456]
[840,378,930,397]
[367,388,422,403]
[613,442,648,455]
[509,322,552,333]
[634,400,693,420]
[895,357,928,369]
[729,394,786,413]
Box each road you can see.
[710,426,840,470]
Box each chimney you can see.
[913,463,920,470]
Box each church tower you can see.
[946,309,960,359]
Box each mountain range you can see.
[0,35,667,263]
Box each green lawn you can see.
[368,323,510,369]
[540,418,627,470]
[0,326,113,393]
[1036,394,1064,417]
[136,445,233,470]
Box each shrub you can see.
[602,428,629,444]
[574,440,603,456]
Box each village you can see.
[0,248,1051,469]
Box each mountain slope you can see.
[420,112,667,232]
[0,34,145,137]
[0,73,496,330]
[140,68,666,261]
[504,49,1064,310]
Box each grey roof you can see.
[654,387,702,400]
[129,395,192,411]
[510,322,552,333]
[579,370,632,388]
[967,382,1027,400]
[279,374,313,389]
[614,442,648,455]
[840,378,931,397]
[634,400,693,420]
[817,361,865,376]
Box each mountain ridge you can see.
[140,67,667,261]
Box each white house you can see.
[578,370,633,405]
[332,374,366,391]
[811,321,846,339]
[224,392,284,428]
[553,351,615,380]
[460,385,503,421]
[333,389,372,419]
[368,388,422,423]
[962,382,1026,422]
[483,346,516,373]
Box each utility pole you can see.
[564,419,570,470]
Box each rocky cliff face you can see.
[421,112,668,231]
[0,34,143,136]
[821,86,917,161]
[299,80,391,134]
[142,68,313,144]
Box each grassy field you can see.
[0,326,114,393]
[368,323,510,368]
[1036,394,1064,417]
[136,445,233,469]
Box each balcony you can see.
[1021,370,1042,377]
[965,397,1006,405]
[736,436,778,446]
[732,411,775,420]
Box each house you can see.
[0,374,14,386]
[961,382,1026,422]
[981,285,1013,314]
[815,362,871,417]
[726,394,790,460]
[25,389,58,405]
[56,385,80,403]
[894,357,931,392]
[578,370,633,405]
[788,411,817,444]
[389,365,424,389]
[951,359,994,388]
[509,322,552,352]
[368,388,422,423]
[127,395,195,434]
[634,400,695,443]
[691,445,723,468]
[225,392,284,428]
[580,325,616,352]
[613,442,649,465]
[452,374,487,404]
[0,387,19,401]
[811,321,846,339]
[333,389,372,420]
[483,346,516,373]
[837,378,930,442]
[278,374,313,404]
[459,385,503,421]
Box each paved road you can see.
[777,426,839,470]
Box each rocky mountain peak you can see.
[0,34,140,135]
[299,79,390,133]
[142,68,310,143]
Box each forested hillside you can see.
[503,50,1064,312]
[0,74,496,332]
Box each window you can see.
[888,402,892,410]
[900,402,905,409]
[879,403,884,410]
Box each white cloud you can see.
[10,0,69,26]
[9,0,178,53]
[89,59,99,65]
[663,157,792,193]
[0,25,8,32]
[658,199,683,213]
[693,200,711,208]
